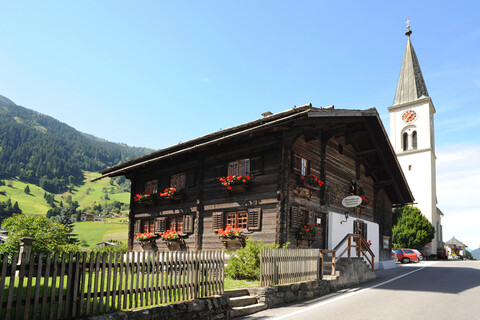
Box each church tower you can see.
[388,25,443,256]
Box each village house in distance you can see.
[95,105,413,270]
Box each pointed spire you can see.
[393,26,429,105]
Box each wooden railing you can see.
[260,248,320,287]
[320,234,375,277]
[0,250,224,320]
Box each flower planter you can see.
[164,194,184,202]
[297,180,321,199]
[138,199,155,206]
[165,238,185,251]
[296,234,316,247]
[223,184,248,197]
[221,237,246,251]
[140,240,157,252]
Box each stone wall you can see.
[83,295,230,320]
[248,280,332,308]
[247,257,376,308]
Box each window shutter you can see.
[212,212,224,231]
[250,156,263,176]
[292,153,301,174]
[247,208,262,231]
[155,217,167,234]
[290,206,301,229]
[361,222,368,241]
[183,215,194,234]
[353,220,359,235]
[214,164,228,179]
[134,220,141,234]
[186,169,196,188]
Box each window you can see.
[300,209,310,224]
[168,216,183,233]
[145,180,158,194]
[292,153,310,176]
[228,159,250,176]
[141,219,155,233]
[212,209,262,231]
[403,132,408,151]
[171,173,186,189]
[153,215,194,234]
[412,131,417,149]
[226,210,248,229]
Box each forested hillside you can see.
[0,95,152,193]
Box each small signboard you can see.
[342,195,362,208]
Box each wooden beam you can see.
[355,148,377,157]
[374,179,394,187]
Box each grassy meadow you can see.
[74,220,128,248]
[0,171,129,249]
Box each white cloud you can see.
[437,144,480,249]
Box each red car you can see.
[392,248,419,263]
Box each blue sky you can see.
[1,1,479,250]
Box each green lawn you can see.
[74,220,128,248]
[225,277,260,289]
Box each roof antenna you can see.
[405,18,412,37]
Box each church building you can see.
[388,26,444,257]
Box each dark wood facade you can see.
[96,105,413,261]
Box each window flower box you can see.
[215,225,246,251]
[159,187,184,201]
[165,238,186,251]
[297,174,324,198]
[221,238,246,251]
[296,223,318,247]
[134,193,155,205]
[160,230,186,251]
[219,175,251,196]
[135,232,158,252]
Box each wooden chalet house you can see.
[95,104,413,269]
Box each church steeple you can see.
[393,27,429,105]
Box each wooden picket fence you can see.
[260,248,320,286]
[0,250,224,320]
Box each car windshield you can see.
[393,249,402,254]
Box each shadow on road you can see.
[372,261,480,294]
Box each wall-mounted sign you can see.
[342,195,362,208]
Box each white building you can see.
[388,27,444,256]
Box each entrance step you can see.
[230,302,267,318]
[230,295,258,307]
[224,288,250,298]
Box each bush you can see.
[225,238,289,280]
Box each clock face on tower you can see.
[401,110,417,123]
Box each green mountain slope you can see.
[0,95,152,193]
[471,247,480,260]
[0,171,130,216]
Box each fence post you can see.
[193,252,200,299]
[18,237,35,265]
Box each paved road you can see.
[238,261,480,320]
